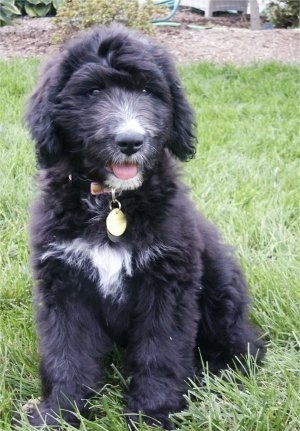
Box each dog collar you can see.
[69,174,127,242]
[68,173,110,196]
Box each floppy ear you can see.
[25,58,66,169]
[151,45,196,161]
[168,78,196,161]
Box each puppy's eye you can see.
[89,88,103,96]
[142,88,150,95]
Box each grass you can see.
[0,59,299,431]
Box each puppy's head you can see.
[26,25,196,191]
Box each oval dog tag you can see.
[106,208,127,239]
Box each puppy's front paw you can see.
[125,410,174,430]
[12,399,79,429]
[12,404,59,429]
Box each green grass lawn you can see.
[0,59,299,431]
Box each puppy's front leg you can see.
[27,286,112,428]
[125,277,199,430]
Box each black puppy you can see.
[23,24,265,429]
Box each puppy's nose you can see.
[116,132,144,156]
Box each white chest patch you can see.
[89,244,132,297]
[41,239,133,300]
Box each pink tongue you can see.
[111,164,138,180]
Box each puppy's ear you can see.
[168,78,196,161]
[25,59,64,169]
[152,45,196,161]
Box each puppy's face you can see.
[54,61,173,191]
[27,26,196,190]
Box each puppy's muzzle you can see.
[116,131,144,156]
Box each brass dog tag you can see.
[106,208,127,241]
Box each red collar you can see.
[68,174,111,196]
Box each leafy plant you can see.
[265,0,300,28]
[0,0,21,26]
[55,0,163,40]
[16,0,63,18]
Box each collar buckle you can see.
[69,173,110,195]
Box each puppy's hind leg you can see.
[196,243,266,375]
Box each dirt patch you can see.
[0,11,299,64]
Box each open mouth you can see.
[111,163,139,180]
[105,163,143,191]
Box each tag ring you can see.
[109,200,121,211]
[109,189,121,211]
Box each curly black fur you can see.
[21,24,265,429]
